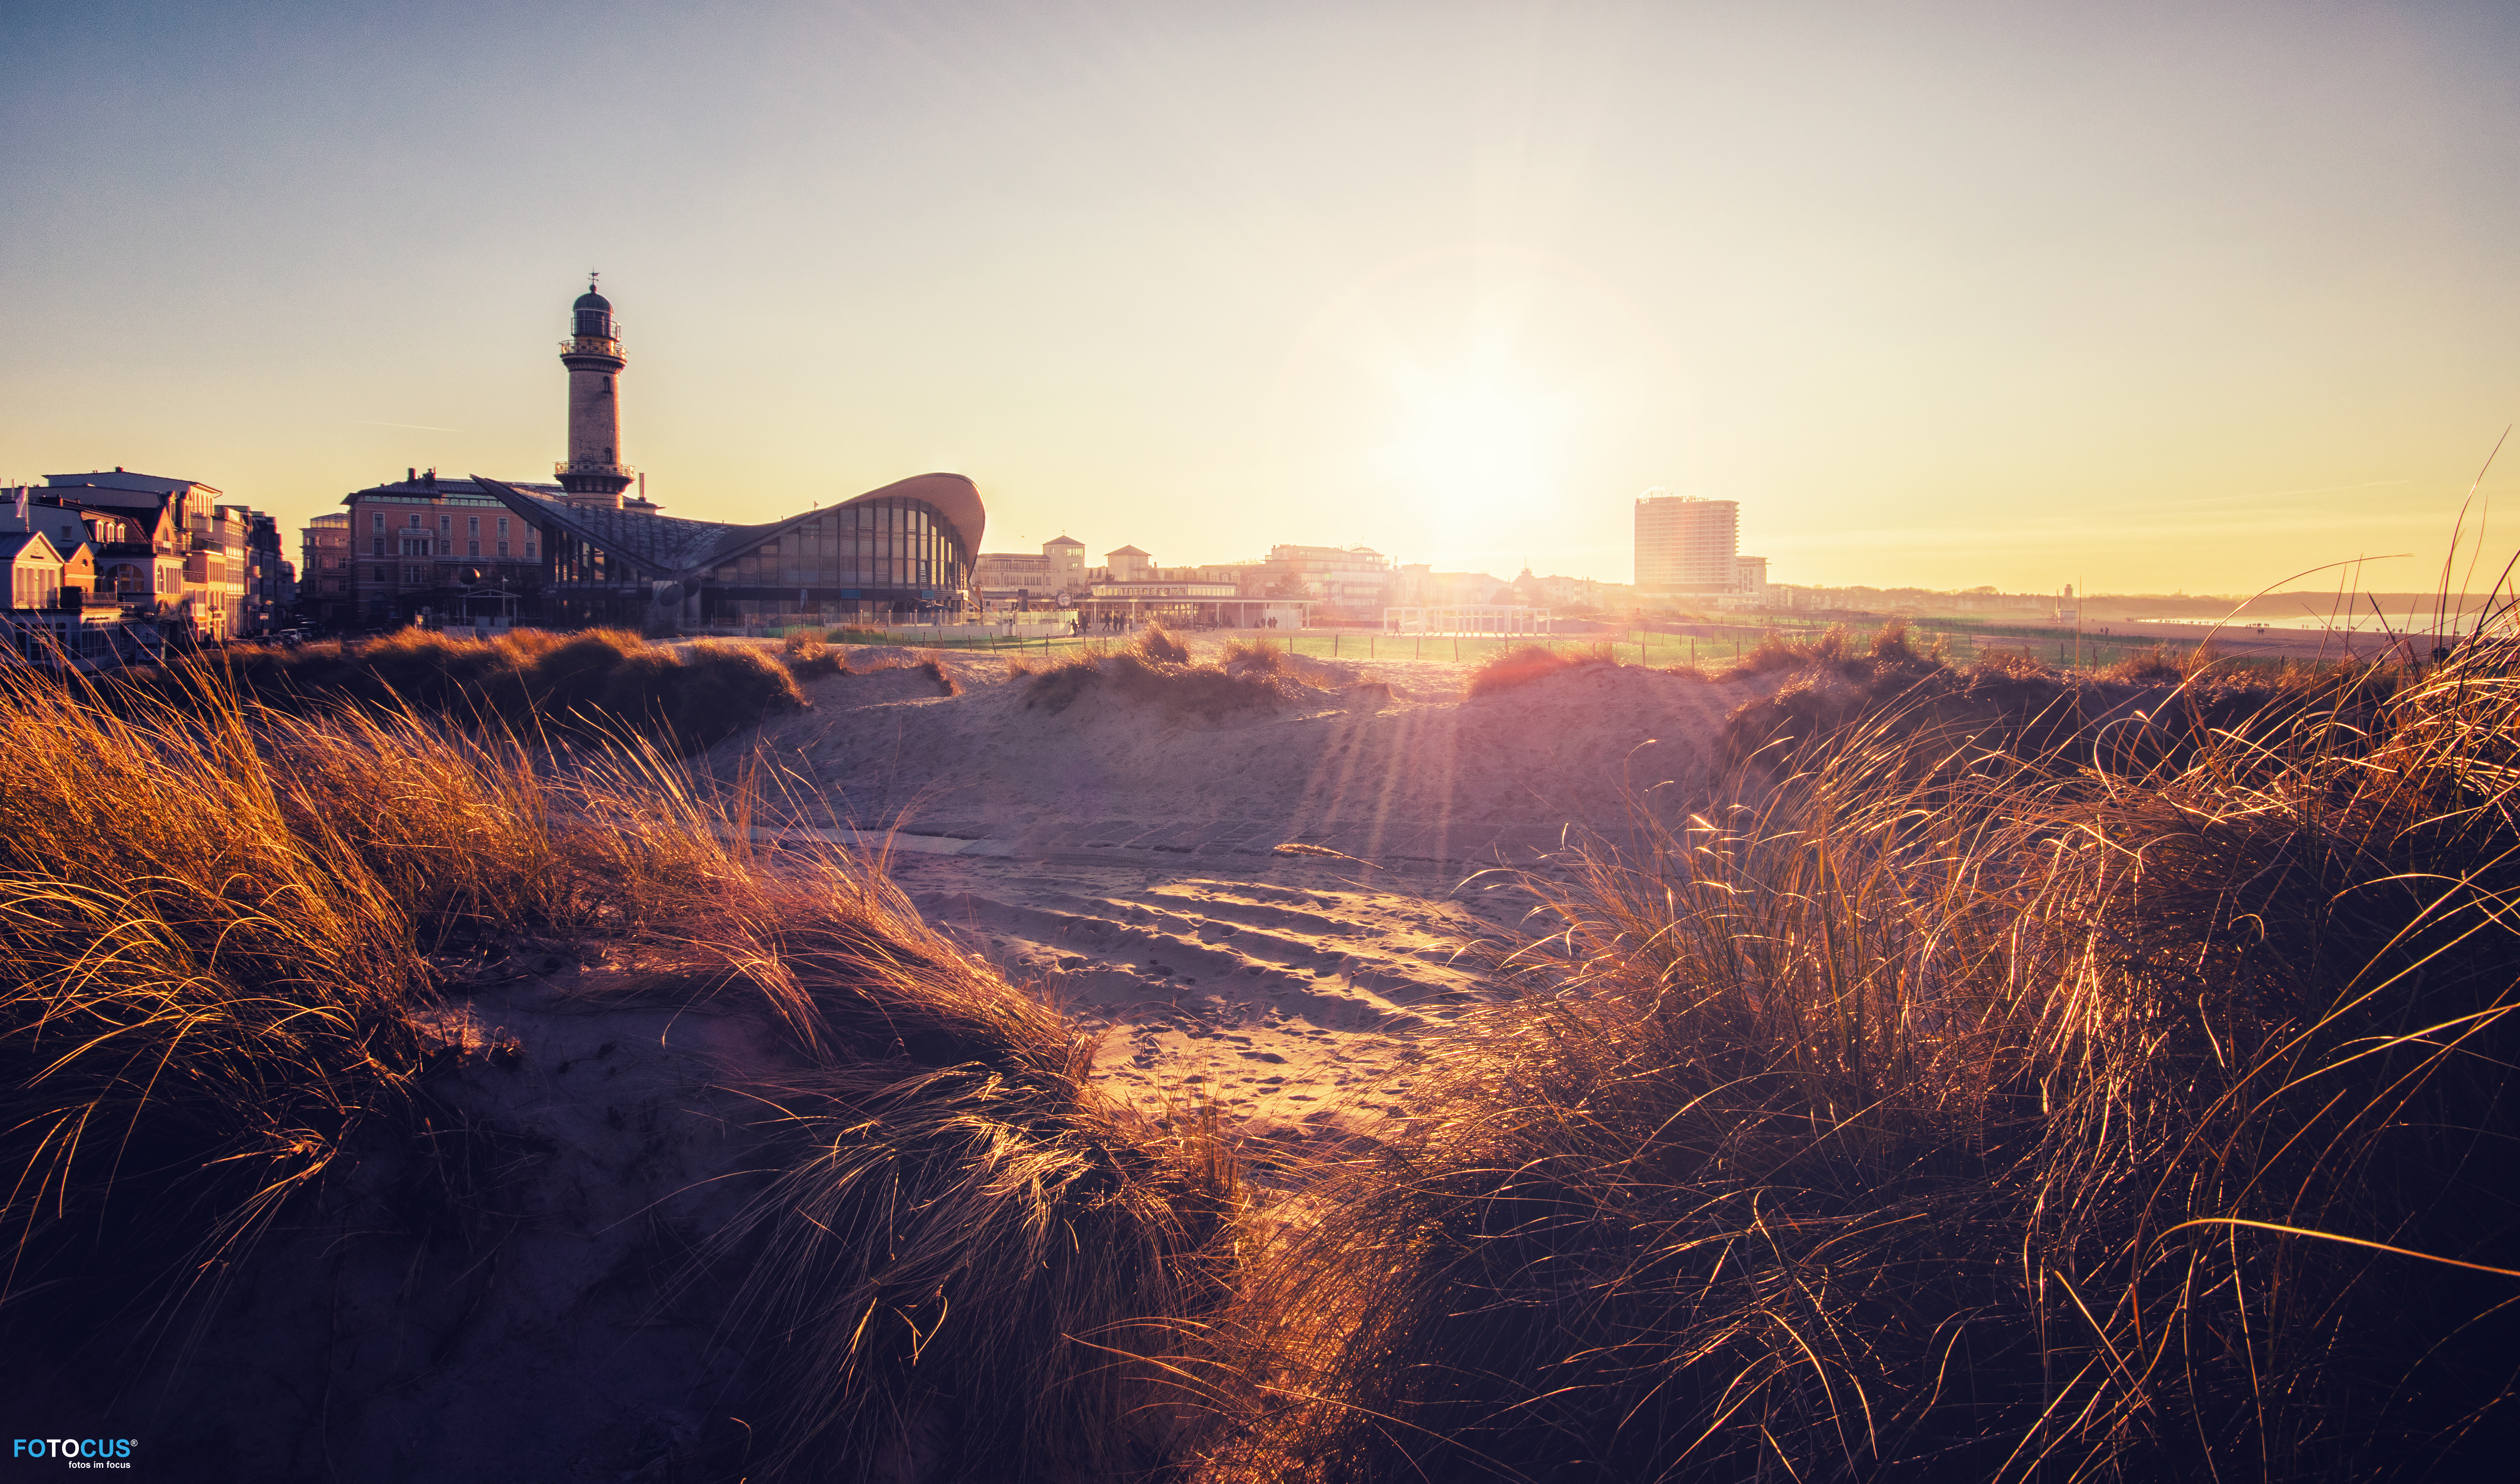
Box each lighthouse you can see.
[557,276,636,508]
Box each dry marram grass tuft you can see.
[1186,635,2520,1480]
[207,626,805,751]
[0,668,1240,1478]
[1020,625,1309,719]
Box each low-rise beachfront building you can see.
[334,470,552,631]
[973,534,1088,610]
[0,530,136,669]
[3,472,284,642]
[1258,544,1395,621]
[241,511,292,635]
[0,533,63,613]
[1080,578,1299,630]
[3,504,100,601]
[34,472,204,621]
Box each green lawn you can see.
[767,618,2232,674]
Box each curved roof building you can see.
[466,470,986,629]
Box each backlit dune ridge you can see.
[1,626,2510,1478]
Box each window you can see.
[467,516,479,536]
[400,536,431,557]
[372,537,386,557]
[468,541,480,557]
[402,565,426,584]
[409,513,424,529]
[498,516,510,537]
[497,541,509,557]
[525,539,537,559]
[370,513,385,534]
[439,516,452,538]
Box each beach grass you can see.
[11,604,2512,1477]
[1012,624,1310,719]
[0,666,1239,1476]
[202,626,806,751]
[1188,627,2518,1480]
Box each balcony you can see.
[557,336,624,358]
[556,461,635,479]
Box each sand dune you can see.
[740,640,1762,859]
[720,637,1777,1149]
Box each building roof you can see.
[3,502,95,546]
[831,473,986,556]
[467,476,735,577]
[1107,544,1150,558]
[1044,534,1085,548]
[45,471,218,497]
[0,531,63,566]
[344,474,566,508]
[465,470,987,581]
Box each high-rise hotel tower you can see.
[557,277,635,507]
[1634,489,1738,592]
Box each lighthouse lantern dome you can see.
[571,278,616,339]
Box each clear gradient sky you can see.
[5,1,2515,594]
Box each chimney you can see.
[408,467,417,483]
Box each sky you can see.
[4,0,2516,595]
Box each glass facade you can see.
[710,497,971,604]
[549,529,616,587]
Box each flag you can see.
[12,487,24,526]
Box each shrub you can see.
[1466,642,1620,698]
[1024,631,1306,720]
[205,627,805,752]
[1715,620,2342,779]
[783,636,848,680]
[1700,619,1945,686]
[1218,636,1291,674]
[1970,645,2054,680]
[781,629,851,681]
[1719,621,1860,677]
[912,648,961,696]
[2100,640,2193,682]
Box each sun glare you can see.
[1393,381,1558,518]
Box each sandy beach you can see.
[715,637,1773,1141]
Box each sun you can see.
[1393,380,1555,515]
